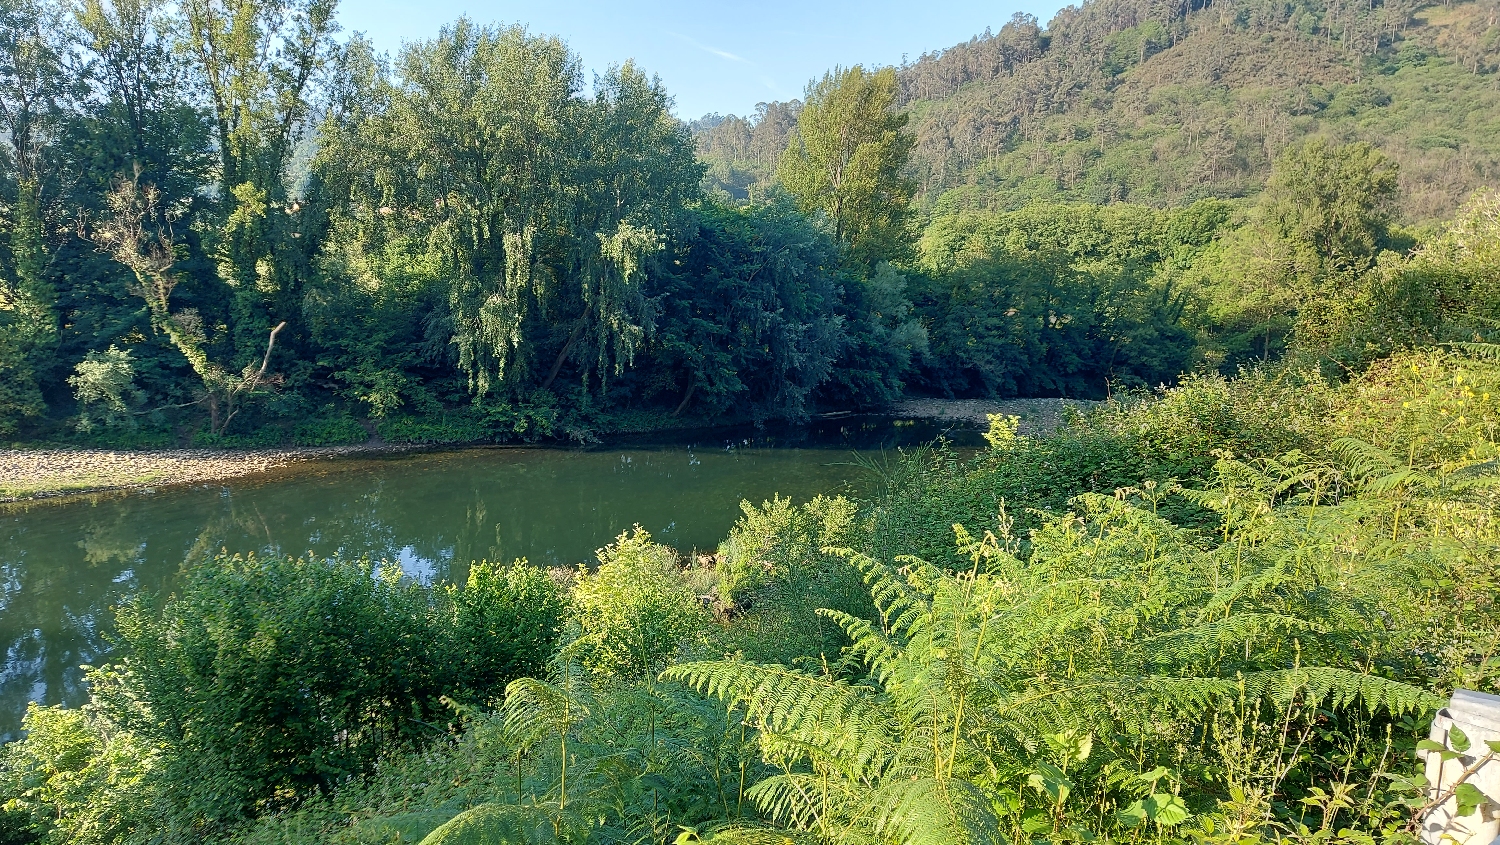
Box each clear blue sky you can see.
[334,0,1072,120]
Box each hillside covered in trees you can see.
[696,0,1500,219]
[0,0,1497,450]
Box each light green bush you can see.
[567,528,711,680]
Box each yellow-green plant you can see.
[568,528,711,681]
[671,456,1462,845]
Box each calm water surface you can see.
[0,417,977,737]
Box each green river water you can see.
[0,417,978,738]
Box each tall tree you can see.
[551,60,702,393]
[319,22,700,398]
[75,0,212,202]
[0,0,75,403]
[1259,139,1399,274]
[777,65,914,272]
[179,0,339,362]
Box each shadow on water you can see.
[0,416,980,738]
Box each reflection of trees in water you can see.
[0,492,257,737]
[0,501,148,737]
[0,447,864,736]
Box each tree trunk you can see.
[541,321,586,391]
[672,380,697,417]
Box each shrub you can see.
[290,414,368,447]
[378,412,489,446]
[714,495,865,662]
[23,552,569,838]
[0,705,157,845]
[567,528,710,680]
[715,494,856,604]
[67,346,143,433]
[442,561,568,704]
[189,426,285,449]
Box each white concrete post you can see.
[1420,689,1500,845]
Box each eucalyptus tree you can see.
[319,21,701,398]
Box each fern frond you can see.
[1139,612,1315,669]
[832,547,926,630]
[871,776,1002,845]
[1447,341,1500,360]
[819,608,902,676]
[746,772,873,839]
[502,676,590,748]
[700,825,818,844]
[1242,667,1444,715]
[665,660,893,778]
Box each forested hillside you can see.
[1,0,1498,447]
[697,0,1500,218]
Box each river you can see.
[0,416,977,737]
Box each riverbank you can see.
[1,398,1086,502]
[0,443,415,503]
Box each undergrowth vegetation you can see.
[3,347,1498,845]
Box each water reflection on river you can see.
[0,417,978,737]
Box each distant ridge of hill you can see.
[694,0,1500,220]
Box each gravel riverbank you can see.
[0,444,407,503]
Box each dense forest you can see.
[2,0,1498,447]
[4,0,1500,841]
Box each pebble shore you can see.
[0,444,402,503]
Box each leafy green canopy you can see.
[778,66,915,271]
[319,20,702,397]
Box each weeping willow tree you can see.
[318,21,701,397]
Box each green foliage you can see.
[68,346,143,431]
[319,21,701,398]
[697,0,1500,221]
[0,324,43,436]
[445,562,568,702]
[777,66,915,270]
[11,0,1500,446]
[566,528,711,681]
[713,495,866,662]
[290,413,367,446]
[647,200,852,423]
[672,447,1471,844]
[1260,140,1400,274]
[911,200,1209,397]
[0,705,156,845]
[0,553,566,840]
[15,348,1498,845]
[1353,190,1500,357]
